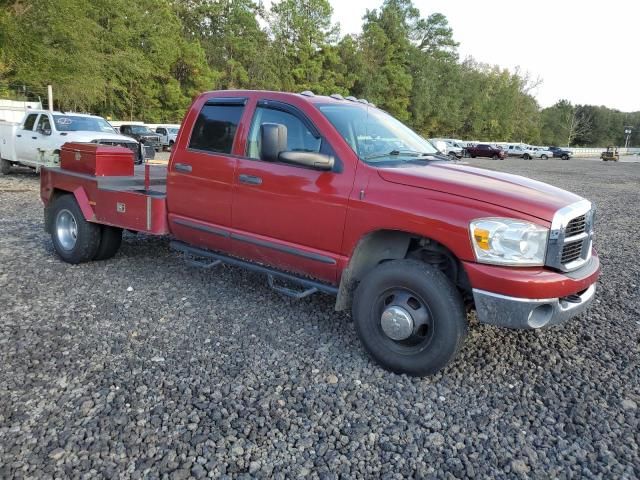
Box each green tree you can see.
[268,0,341,93]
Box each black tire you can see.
[562,154,569,160]
[50,195,101,264]
[352,259,467,377]
[94,226,123,261]
[492,154,499,160]
[541,154,548,160]
[470,154,476,158]
[1,158,11,175]
[523,153,531,160]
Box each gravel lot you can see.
[1,158,638,479]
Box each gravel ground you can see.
[1,158,638,479]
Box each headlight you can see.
[470,218,548,266]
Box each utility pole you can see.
[47,85,53,112]
[624,126,633,149]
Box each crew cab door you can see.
[14,113,39,163]
[231,99,355,283]
[31,113,56,165]
[166,97,248,253]
[155,127,167,145]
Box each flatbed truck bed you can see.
[41,163,170,235]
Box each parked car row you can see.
[111,124,181,151]
[430,138,574,161]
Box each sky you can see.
[273,0,640,112]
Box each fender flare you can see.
[45,187,96,233]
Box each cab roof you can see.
[200,89,377,108]
[25,110,104,118]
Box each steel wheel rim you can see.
[56,209,78,251]
[375,287,434,354]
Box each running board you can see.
[171,240,338,298]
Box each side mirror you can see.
[260,123,287,162]
[260,122,334,171]
[279,151,335,171]
[39,127,52,136]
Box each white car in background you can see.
[155,126,179,149]
[505,144,551,160]
[0,110,145,174]
[530,146,554,160]
[430,138,464,158]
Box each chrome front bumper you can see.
[473,284,596,329]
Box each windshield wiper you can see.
[364,149,432,161]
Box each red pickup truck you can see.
[40,90,600,376]
[465,143,506,160]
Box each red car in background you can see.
[466,143,506,159]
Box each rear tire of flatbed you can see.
[50,195,101,264]
[94,226,123,261]
[1,158,11,175]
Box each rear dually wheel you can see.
[50,195,101,264]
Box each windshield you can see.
[53,115,116,133]
[168,128,179,134]
[318,103,439,163]
[129,125,154,134]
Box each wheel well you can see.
[335,230,471,311]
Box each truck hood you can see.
[377,162,583,221]
[57,131,138,144]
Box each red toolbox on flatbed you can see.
[60,142,135,177]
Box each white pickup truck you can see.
[504,144,552,160]
[0,110,144,174]
[154,126,179,149]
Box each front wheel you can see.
[1,158,11,175]
[352,260,468,376]
[50,195,101,264]
[523,154,531,160]
[492,154,499,160]
[562,154,569,160]
[541,154,548,160]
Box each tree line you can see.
[0,0,637,147]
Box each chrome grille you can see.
[545,200,594,272]
[565,214,586,237]
[561,240,584,264]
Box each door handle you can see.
[16,134,21,138]
[238,174,262,185]
[174,162,192,173]
[32,136,38,140]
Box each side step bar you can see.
[171,240,338,298]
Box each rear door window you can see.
[23,114,38,131]
[189,104,245,154]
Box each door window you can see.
[36,115,51,133]
[247,107,321,160]
[189,104,244,154]
[23,114,38,131]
